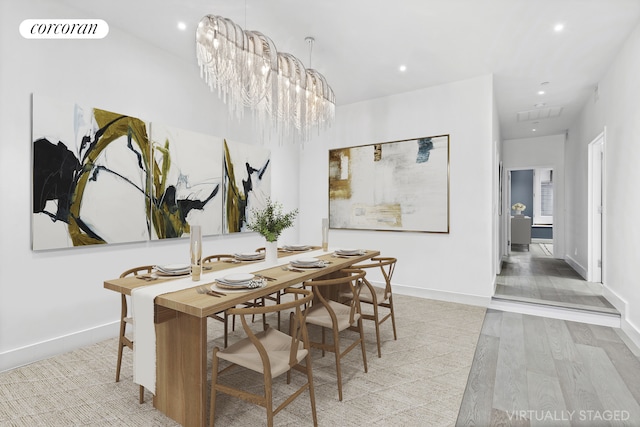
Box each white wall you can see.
[0,0,301,371]
[502,134,566,260]
[565,19,640,344]
[298,75,496,305]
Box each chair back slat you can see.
[120,265,153,278]
[202,254,235,263]
[303,269,366,326]
[228,288,313,375]
[353,257,397,299]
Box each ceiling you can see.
[60,0,640,140]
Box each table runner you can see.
[131,248,328,394]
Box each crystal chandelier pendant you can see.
[196,15,335,142]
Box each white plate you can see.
[223,273,255,283]
[295,257,320,264]
[336,249,362,255]
[285,244,310,251]
[157,263,190,272]
[235,252,264,260]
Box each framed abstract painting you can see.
[222,139,271,233]
[149,123,223,239]
[32,94,153,249]
[329,135,450,233]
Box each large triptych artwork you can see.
[329,135,450,233]
[32,94,270,250]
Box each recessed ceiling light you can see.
[538,90,545,95]
[554,23,564,32]
[399,65,407,72]
[177,21,187,31]
[532,128,537,132]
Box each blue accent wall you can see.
[532,226,553,239]
[511,170,534,217]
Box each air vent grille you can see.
[517,106,564,122]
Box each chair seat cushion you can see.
[340,285,387,304]
[217,328,307,378]
[305,300,360,330]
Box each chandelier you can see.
[195,15,335,142]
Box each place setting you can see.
[333,248,366,257]
[233,252,266,262]
[287,257,328,270]
[280,243,312,252]
[154,263,191,276]
[212,273,267,292]
[135,263,192,281]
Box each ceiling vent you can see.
[516,106,564,122]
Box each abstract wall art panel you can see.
[32,95,153,250]
[149,124,223,239]
[32,94,273,250]
[223,139,271,233]
[329,135,450,233]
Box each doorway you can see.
[588,132,604,283]
[507,168,554,253]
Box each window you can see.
[533,168,553,225]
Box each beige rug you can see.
[0,294,485,426]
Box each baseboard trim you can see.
[602,284,640,352]
[565,254,587,280]
[0,322,119,373]
[394,283,491,308]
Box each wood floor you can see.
[495,243,617,314]
[456,309,640,426]
[458,242,640,426]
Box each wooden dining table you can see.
[104,248,379,427]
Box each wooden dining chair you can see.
[203,254,266,347]
[341,257,398,358]
[116,265,153,404]
[303,268,368,401]
[210,288,317,427]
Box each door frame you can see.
[505,166,555,254]
[587,130,605,283]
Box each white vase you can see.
[265,240,278,265]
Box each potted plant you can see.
[512,202,526,216]
[247,198,298,264]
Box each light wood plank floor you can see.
[457,310,640,426]
[495,244,617,314]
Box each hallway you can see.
[494,244,617,315]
